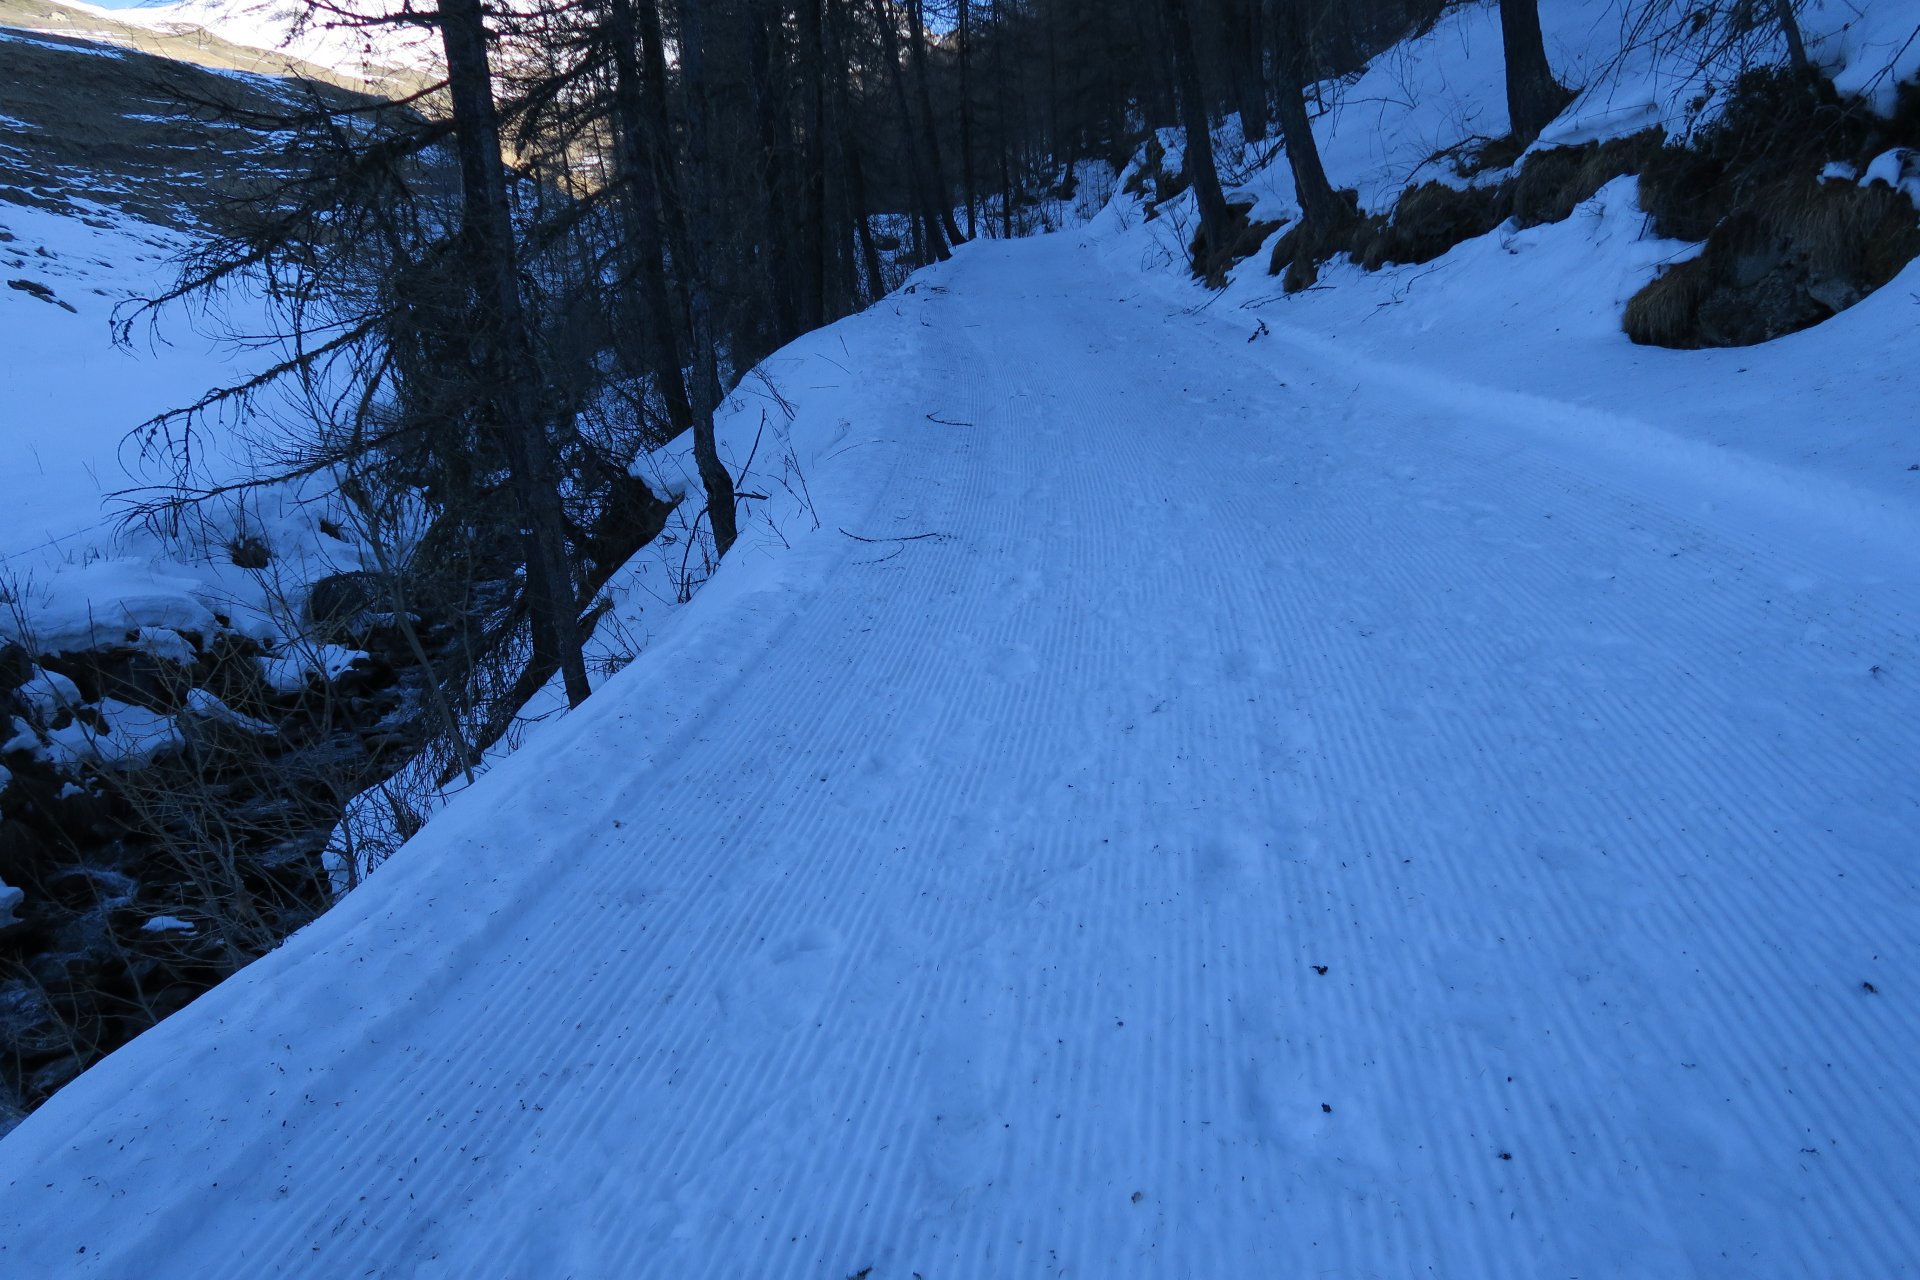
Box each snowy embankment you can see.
[0,19,399,727]
[0,206,371,780]
[0,193,359,907]
[0,22,449,1124]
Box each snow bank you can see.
[1862,146,1920,206]
[1176,0,1920,232]
[1809,0,1920,115]
[9,696,184,770]
[2,558,219,654]
[0,193,367,637]
[257,642,367,693]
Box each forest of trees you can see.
[141,0,1819,739]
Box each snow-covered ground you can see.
[1107,172,1920,540]
[0,200,246,559]
[4,177,1918,1278]
[1208,0,1920,220]
[4,0,1917,1271]
[0,192,369,665]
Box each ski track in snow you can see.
[4,235,1919,1278]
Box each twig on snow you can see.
[838,528,950,544]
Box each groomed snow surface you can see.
[6,0,1920,1271]
[2,213,1918,1275]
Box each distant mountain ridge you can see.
[94,0,442,83]
[0,0,435,90]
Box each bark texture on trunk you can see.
[438,0,591,707]
[870,0,951,264]
[1771,0,1813,79]
[959,0,977,238]
[826,0,888,296]
[1270,4,1346,232]
[1232,0,1269,143]
[907,0,966,246]
[797,0,830,328]
[677,0,741,558]
[605,0,693,434]
[1498,0,1570,147]
[1161,0,1234,277]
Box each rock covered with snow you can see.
[1862,147,1920,207]
[1,558,219,657]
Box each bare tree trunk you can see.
[827,0,887,297]
[437,0,591,706]
[797,0,830,328]
[749,3,802,345]
[1771,0,1812,78]
[1231,0,1269,142]
[907,0,966,245]
[959,0,977,239]
[1052,1,1067,164]
[869,0,951,263]
[1271,4,1346,232]
[1497,0,1570,147]
[1133,0,1176,127]
[604,0,693,433]
[1161,0,1234,273]
[993,0,1016,236]
[847,137,886,297]
[677,0,740,557]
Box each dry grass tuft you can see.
[1357,181,1511,269]
[1191,202,1283,287]
[1511,130,1662,228]
[1623,257,1712,347]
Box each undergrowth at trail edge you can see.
[1627,70,1920,348]
[1271,68,1919,349]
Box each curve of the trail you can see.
[5,235,1918,1279]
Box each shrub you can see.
[225,534,271,569]
[1357,180,1511,269]
[1191,202,1283,286]
[1623,256,1712,346]
[1511,130,1662,228]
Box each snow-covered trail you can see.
[5,234,1920,1278]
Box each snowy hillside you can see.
[95,0,443,83]
[1123,0,1920,515]
[1196,0,1920,220]
[1,0,1917,1274]
[0,19,415,662]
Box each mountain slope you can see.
[0,6,404,554]
[1,229,1915,1278]
[96,0,442,85]
[0,0,427,90]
